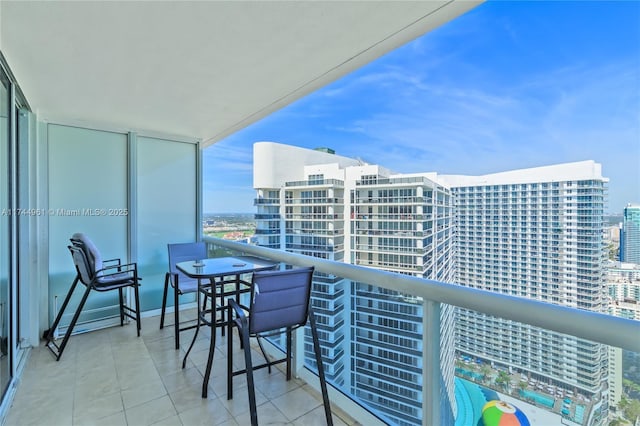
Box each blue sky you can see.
[204,1,640,214]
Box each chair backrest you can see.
[167,242,207,276]
[249,267,314,334]
[68,234,100,285]
[70,233,103,273]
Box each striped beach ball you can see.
[481,400,530,426]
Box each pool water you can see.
[456,367,484,381]
[519,389,555,408]
[454,377,499,426]
[574,404,585,423]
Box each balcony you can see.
[6,236,634,424]
[6,312,356,426]
[1,2,638,425]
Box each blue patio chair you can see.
[44,233,141,361]
[226,266,332,426]
[160,242,208,349]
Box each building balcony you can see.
[254,198,281,205]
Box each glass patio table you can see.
[176,255,277,397]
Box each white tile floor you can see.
[5,312,356,426]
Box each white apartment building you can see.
[440,161,609,424]
[606,262,640,410]
[608,347,623,410]
[253,142,457,426]
[607,261,640,302]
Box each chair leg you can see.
[202,308,217,398]
[227,305,234,400]
[118,288,125,326]
[240,324,258,426]
[173,286,180,349]
[309,308,333,426]
[160,275,169,329]
[220,279,226,337]
[134,283,141,336]
[286,327,292,380]
[44,276,80,344]
[54,284,93,361]
[256,336,272,374]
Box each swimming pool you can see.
[454,377,499,426]
[455,377,486,426]
[456,367,484,380]
[519,389,555,408]
[574,404,586,423]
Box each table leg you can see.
[202,281,219,398]
[182,278,203,369]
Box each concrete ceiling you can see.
[0,1,480,146]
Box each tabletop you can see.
[176,255,277,279]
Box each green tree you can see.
[608,242,618,260]
[623,399,640,423]
[518,381,528,393]
[495,371,511,392]
[480,365,491,384]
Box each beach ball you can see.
[482,400,530,426]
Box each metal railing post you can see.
[423,300,441,426]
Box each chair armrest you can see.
[96,262,139,280]
[228,299,248,324]
[103,258,121,267]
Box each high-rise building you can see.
[606,261,640,412]
[254,143,610,425]
[607,261,640,302]
[440,161,609,423]
[253,142,457,425]
[621,204,640,264]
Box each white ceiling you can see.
[0,1,480,146]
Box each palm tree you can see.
[480,365,491,384]
[495,371,511,392]
[518,381,528,395]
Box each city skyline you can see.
[203,1,639,215]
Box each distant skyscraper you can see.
[621,204,640,264]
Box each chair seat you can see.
[95,272,137,288]
[175,277,199,294]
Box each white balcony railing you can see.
[204,236,640,426]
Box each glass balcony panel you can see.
[452,309,630,426]
[204,238,639,426]
[136,136,198,311]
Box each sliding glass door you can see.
[0,67,12,398]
